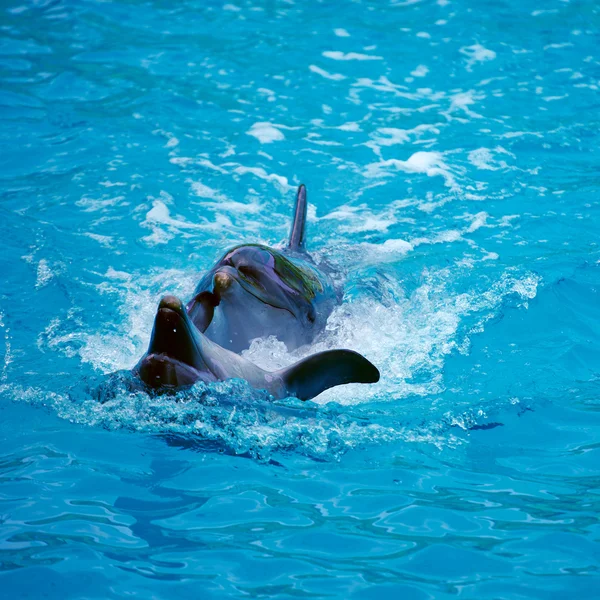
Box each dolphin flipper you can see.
[186,291,219,333]
[279,349,380,401]
[288,184,307,251]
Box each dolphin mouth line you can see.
[218,273,298,319]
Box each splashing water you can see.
[1,0,599,597]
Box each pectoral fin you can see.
[279,349,380,401]
[186,291,219,332]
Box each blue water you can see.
[1,0,600,597]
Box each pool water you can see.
[1,0,599,597]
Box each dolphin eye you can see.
[237,265,259,280]
[237,265,266,291]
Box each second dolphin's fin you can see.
[288,184,308,251]
[279,349,380,401]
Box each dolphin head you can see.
[134,295,215,390]
[187,245,330,352]
[214,245,322,320]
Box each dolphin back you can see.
[288,184,308,251]
[278,349,380,401]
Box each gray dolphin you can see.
[186,185,339,353]
[134,295,379,400]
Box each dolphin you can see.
[134,295,379,400]
[186,184,339,353]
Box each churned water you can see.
[1,0,599,597]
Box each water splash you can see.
[31,247,541,460]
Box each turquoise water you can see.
[1,0,600,597]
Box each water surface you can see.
[1,0,599,597]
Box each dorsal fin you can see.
[278,349,380,401]
[288,184,307,251]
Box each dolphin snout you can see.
[213,270,234,293]
[159,295,184,314]
[146,294,202,369]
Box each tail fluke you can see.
[288,184,307,251]
[279,349,380,401]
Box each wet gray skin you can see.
[134,295,379,400]
[186,185,340,353]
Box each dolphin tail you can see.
[278,349,380,401]
[288,184,307,251]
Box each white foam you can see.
[188,180,223,200]
[141,200,177,245]
[391,0,423,6]
[468,147,496,170]
[82,233,114,248]
[322,51,383,61]
[246,122,285,144]
[309,65,347,81]
[352,75,413,98]
[76,195,126,213]
[369,127,410,146]
[412,230,463,246]
[358,238,414,263]
[465,211,489,233]
[364,151,458,189]
[544,43,573,50]
[445,90,484,119]
[542,95,568,102]
[35,259,54,288]
[191,183,262,215]
[76,268,197,373]
[197,158,229,173]
[367,124,441,156]
[98,180,127,188]
[140,192,237,246]
[334,28,350,37]
[173,156,293,192]
[232,166,291,190]
[482,252,499,261]
[468,147,513,171]
[0,311,11,383]
[411,65,429,77]
[305,133,342,147]
[337,121,360,132]
[460,44,496,71]
[318,203,397,234]
[169,156,194,167]
[500,131,544,139]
